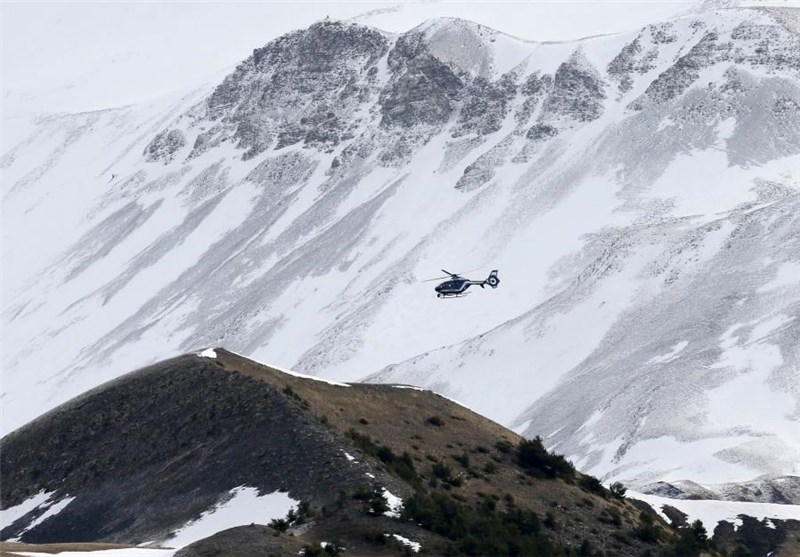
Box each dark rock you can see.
[526,124,558,142]
[631,31,720,109]
[144,130,186,164]
[541,50,606,122]
[203,20,389,159]
[452,73,517,137]
[379,32,464,128]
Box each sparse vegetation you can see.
[452,452,470,468]
[432,461,463,487]
[401,491,568,556]
[517,437,576,480]
[671,519,710,556]
[633,510,661,543]
[268,500,313,532]
[544,511,558,530]
[494,440,514,453]
[345,429,420,485]
[578,474,607,497]
[353,485,389,515]
[610,481,627,499]
[426,415,445,427]
[599,507,623,528]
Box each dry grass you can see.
[0,542,132,555]
[213,348,653,548]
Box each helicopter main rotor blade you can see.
[422,275,450,282]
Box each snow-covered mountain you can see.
[2,5,798,496]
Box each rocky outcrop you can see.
[144,129,187,163]
[203,20,389,159]
[379,31,464,128]
[541,50,606,123]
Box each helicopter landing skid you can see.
[437,292,469,299]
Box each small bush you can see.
[544,511,558,530]
[269,517,289,532]
[282,385,302,402]
[517,437,575,480]
[426,415,445,427]
[353,485,389,515]
[432,461,463,487]
[634,522,661,543]
[578,538,595,556]
[610,481,627,499]
[578,474,607,497]
[345,430,419,485]
[599,507,623,528]
[495,440,514,453]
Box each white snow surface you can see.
[0,491,59,534]
[166,487,297,548]
[630,491,800,530]
[382,488,404,519]
[390,534,421,553]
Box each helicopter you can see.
[427,269,500,298]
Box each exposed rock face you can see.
[379,31,464,128]
[204,20,389,159]
[541,50,606,123]
[144,129,186,163]
[632,31,721,109]
[607,37,658,94]
[452,74,517,137]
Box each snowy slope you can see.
[2,7,799,494]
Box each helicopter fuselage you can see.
[435,277,475,297]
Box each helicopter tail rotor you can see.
[484,270,500,289]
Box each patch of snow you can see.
[0,491,53,533]
[198,348,217,359]
[390,384,426,391]
[578,410,605,432]
[166,486,297,548]
[19,496,75,536]
[514,419,532,435]
[343,451,357,462]
[227,349,350,387]
[382,488,404,519]
[629,490,800,531]
[647,341,689,364]
[391,534,421,552]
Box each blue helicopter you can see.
[428,269,500,298]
